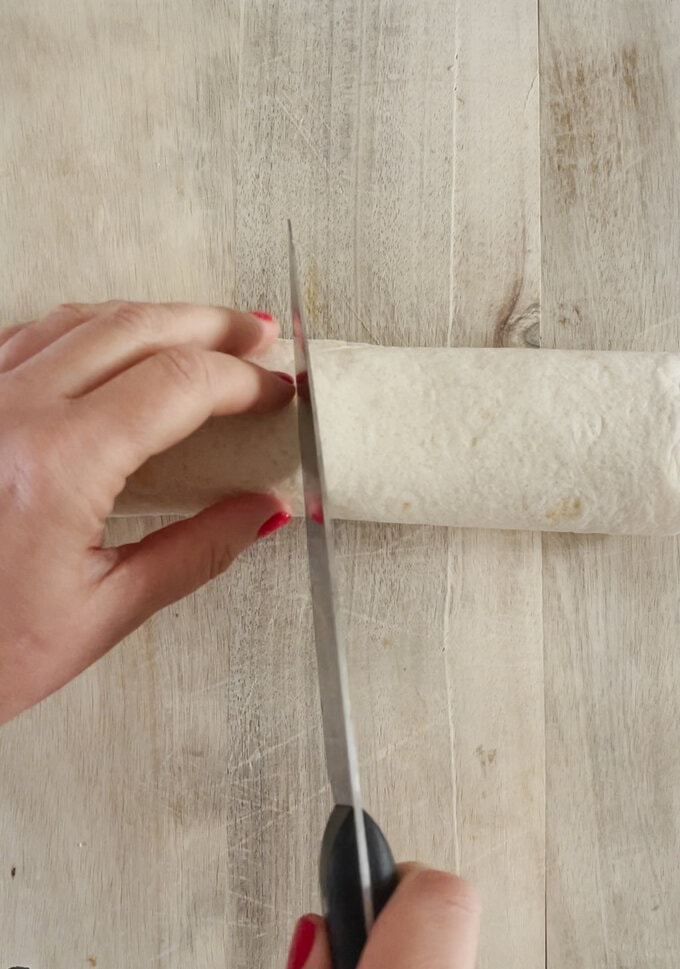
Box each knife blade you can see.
[288,221,398,969]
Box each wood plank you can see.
[541,1,680,963]
[1,2,543,968]
[0,2,246,965]
[445,4,544,967]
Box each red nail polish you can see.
[286,916,316,969]
[272,370,294,384]
[251,311,275,322]
[257,510,292,538]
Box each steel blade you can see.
[288,221,374,931]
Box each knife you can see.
[288,221,399,969]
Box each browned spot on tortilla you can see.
[402,501,412,510]
[470,436,478,447]
[87,957,97,967]
[546,497,582,521]
[381,637,391,648]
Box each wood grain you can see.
[0,1,540,967]
[541,1,680,964]
[442,4,544,966]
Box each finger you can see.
[284,915,330,969]
[0,323,26,353]
[21,301,279,395]
[359,865,481,969]
[75,346,294,480]
[93,493,292,635]
[0,304,98,372]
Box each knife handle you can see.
[319,805,399,969]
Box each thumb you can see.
[101,492,292,631]
[360,864,481,969]
[283,865,480,969]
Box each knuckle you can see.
[94,299,126,320]
[5,425,60,507]
[48,302,81,317]
[156,345,210,392]
[207,538,237,581]
[0,324,24,350]
[43,302,91,325]
[110,301,158,340]
[409,869,482,918]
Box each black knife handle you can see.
[319,805,399,969]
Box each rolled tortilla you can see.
[113,340,680,535]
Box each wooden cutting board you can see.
[0,2,677,966]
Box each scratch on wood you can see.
[442,542,461,871]
[274,94,336,183]
[523,71,539,113]
[340,293,380,344]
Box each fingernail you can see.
[257,510,292,539]
[272,370,294,384]
[251,311,276,324]
[286,916,316,969]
